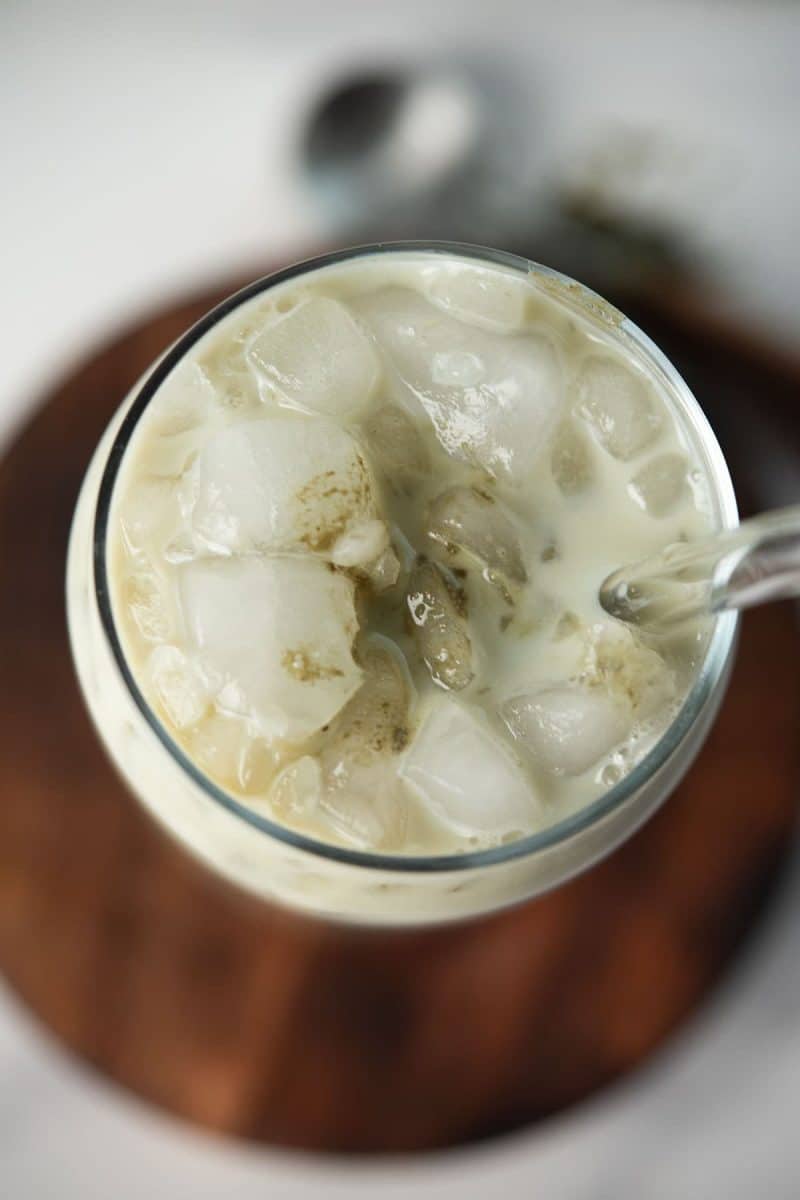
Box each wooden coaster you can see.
[0,278,798,1153]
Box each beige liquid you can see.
[109,253,713,856]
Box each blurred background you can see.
[2,0,800,1196]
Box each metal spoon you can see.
[301,66,485,232]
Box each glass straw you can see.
[600,506,800,633]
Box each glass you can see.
[66,242,739,925]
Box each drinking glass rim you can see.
[93,240,739,875]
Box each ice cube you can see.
[400,699,538,838]
[147,644,211,730]
[179,556,362,742]
[142,361,225,479]
[199,335,261,415]
[148,359,220,436]
[321,767,408,849]
[162,533,196,566]
[330,519,401,592]
[431,350,485,387]
[581,621,675,718]
[426,264,529,332]
[553,610,582,641]
[501,686,630,776]
[576,356,662,460]
[123,562,173,642]
[549,418,593,495]
[144,430,204,480]
[426,486,527,584]
[365,545,402,592]
[190,416,380,561]
[406,561,474,691]
[317,640,411,849]
[322,639,411,770]
[119,476,179,553]
[269,755,323,821]
[355,289,563,483]
[175,456,200,520]
[628,452,688,517]
[247,296,380,419]
[330,518,389,569]
[362,403,429,493]
[190,713,274,794]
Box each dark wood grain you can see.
[0,277,798,1153]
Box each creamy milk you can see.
[108,253,713,857]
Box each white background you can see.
[2,2,800,1194]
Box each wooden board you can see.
[0,277,798,1153]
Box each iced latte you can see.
[67,245,738,921]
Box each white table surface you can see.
[2,2,800,1194]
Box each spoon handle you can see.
[600,505,800,631]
